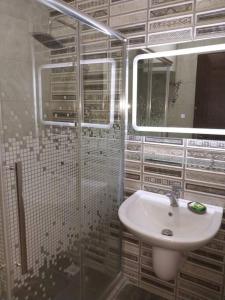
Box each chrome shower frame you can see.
[36,0,127,42]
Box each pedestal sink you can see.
[118,190,223,281]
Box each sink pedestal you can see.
[152,247,186,281]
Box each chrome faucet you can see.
[166,186,181,207]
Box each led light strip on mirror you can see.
[132,43,225,135]
[38,59,116,129]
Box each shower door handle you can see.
[14,162,28,274]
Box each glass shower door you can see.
[79,24,126,299]
[0,1,82,299]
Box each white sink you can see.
[119,190,223,280]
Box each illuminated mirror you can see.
[132,38,225,137]
[38,59,116,128]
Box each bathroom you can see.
[0,0,225,299]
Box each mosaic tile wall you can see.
[3,128,81,300]
[0,1,90,298]
[123,135,225,300]
[81,126,123,281]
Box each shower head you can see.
[32,32,64,49]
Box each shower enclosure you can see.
[0,0,127,299]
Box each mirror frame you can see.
[132,43,225,136]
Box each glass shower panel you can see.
[82,59,115,127]
[0,1,81,299]
[80,23,125,299]
[0,0,125,299]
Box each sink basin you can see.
[119,190,222,251]
[119,190,223,280]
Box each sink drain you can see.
[161,229,173,236]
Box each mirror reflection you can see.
[132,38,225,134]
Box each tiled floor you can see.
[54,271,165,300]
[54,267,112,300]
[114,284,165,300]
